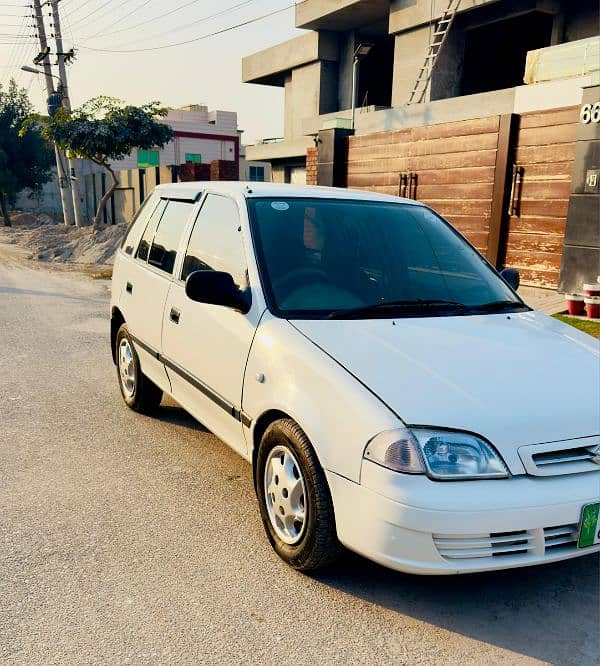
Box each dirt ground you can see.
[0,211,126,271]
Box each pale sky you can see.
[0,0,305,144]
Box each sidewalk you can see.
[519,286,566,315]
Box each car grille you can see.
[519,438,600,476]
[433,523,581,562]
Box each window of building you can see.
[461,11,554,96]
[357,35,394,108]
[137,149,160,168]
[148,200,194,274]
[185,153,202,163]
[249,166,265,182]
[181,194,247,288]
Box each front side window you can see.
[148,200,194,274]
[247,198,527,319]
[181,194,248,289]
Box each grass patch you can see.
[82,265,113,280]
[553,314,600,340]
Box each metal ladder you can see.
[406,0,461,105]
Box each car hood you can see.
[292,311,600,474]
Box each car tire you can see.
[115,323,163,414]
[256,418,343,571]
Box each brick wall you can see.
[306,147,318,185]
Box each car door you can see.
[122,197,196,391]
[161,193,261,457]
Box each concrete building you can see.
[243,0,599,183]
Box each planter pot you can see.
[583,283,600,297]
[584,298,600,319]
[565,295,585,316]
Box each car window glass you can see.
[136,198,168,262]
[121,191,159,255]
[181,194,247,288]
[148,200,194,274]
[248,198,518,317]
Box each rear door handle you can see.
[169,307,181,324]
[126,282,133,294]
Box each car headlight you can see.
[363,427,509,480]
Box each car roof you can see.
[153,181,421,206]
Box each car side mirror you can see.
[500,268,520,291]
[185,270,249,313]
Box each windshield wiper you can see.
[469,299,530,313]
[327,299,469,320]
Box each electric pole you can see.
[50,0,85,227]
[31,0,75,226]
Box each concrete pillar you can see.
[316,128,354,188]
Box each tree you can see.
[0,79,53,227]
[35,96,173,226]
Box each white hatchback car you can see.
[110,182,600,574]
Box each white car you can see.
[110,182,600,574]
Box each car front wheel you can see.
[256,418,342,571]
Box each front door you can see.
[162,193,260,456]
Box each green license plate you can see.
[578,503,600,548]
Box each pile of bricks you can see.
[178,163,211,182]
[306,147,318,185]
[210,160,239,181]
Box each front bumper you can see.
[326,462,600,575]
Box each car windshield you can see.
[247,197,527,319]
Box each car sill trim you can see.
[129,334,252,427]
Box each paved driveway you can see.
[0,246,598,665]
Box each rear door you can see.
[161,193,261,456]
[123,197,196,391]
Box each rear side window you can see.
[148,200,194,274]
[136,199,168,262]
[181,194,247,288]
[121,192,159,255]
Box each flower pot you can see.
[583,283,600,297]
[565,295,585,316]
[584,298,600,319]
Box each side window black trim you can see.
[121,192,160,255]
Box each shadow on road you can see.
[312,550,599,664]
[154,403,208,433]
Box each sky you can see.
[0,0,305,144]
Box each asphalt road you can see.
[0,244,598,665]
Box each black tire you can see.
[115,323,163,414]
[256,418,343,571]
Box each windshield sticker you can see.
[271,202,290,211]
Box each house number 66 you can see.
[580,102,600,124]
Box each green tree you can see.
[36,96,173,226]
[0,79,53,227]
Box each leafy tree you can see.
[35,96,173,226]
[0,79,53,227]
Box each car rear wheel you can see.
[116,324,162,414]
[256,418,342,571]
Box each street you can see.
[0,246,598,666]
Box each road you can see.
[0,244,598,665]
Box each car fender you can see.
[243,313,401,482]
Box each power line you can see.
[80,0,154,41]
[85,0,255,41]
[80,3,293,53]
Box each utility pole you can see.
[31,0,75,226]
[50,0,85,226]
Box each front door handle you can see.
[169,307,181,324]
[126,281,133,294]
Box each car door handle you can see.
[169,307,181,324]
[126,282,133,294]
